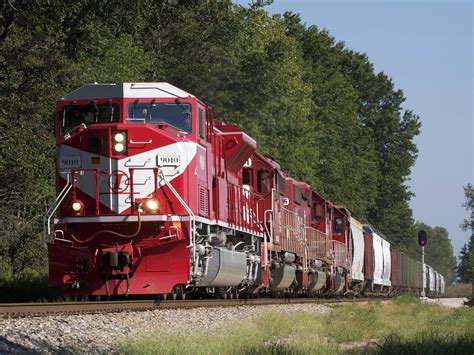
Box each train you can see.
[45,82,445,299]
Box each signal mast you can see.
[418,230,427,299]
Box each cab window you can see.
[243,170,251,185]
[127,102,192,133]
[334,218,343,233]
[257,170,270,193]
[60,102,120,137]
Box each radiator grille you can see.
[199,186,209,217]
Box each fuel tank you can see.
[308,270,327,292]
[198,247,247,287]
[270,263,296,292]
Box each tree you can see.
[457,184,474,282]
[0,0,70,275]
[0,0,150,276]
[338,51,421,248]
[282,13,379,219]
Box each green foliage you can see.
[0,1,65,275]
[71,32,151,84]
[457,184,474,283]
[393,294,421,305]
[281,14,379,218]
[0,271,61,302]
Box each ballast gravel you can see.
[0,303,330,354]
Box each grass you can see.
[120,296,474,354]
[121,311,337,354]
[0,272,61,302]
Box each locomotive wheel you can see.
[177,286,186,300]
[170,285,185,300]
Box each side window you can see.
[276,173,285,194]
[257,170,270,193]
[334,218,343,233]
[243,170,251,185]
[293,185,302,205]
[198,108,206,139]
[311,203,316,221]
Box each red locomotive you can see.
[46,83,445,299]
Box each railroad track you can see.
[0,297,374,318]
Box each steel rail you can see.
[0,297,375,318]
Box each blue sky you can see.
[236,0,473,256]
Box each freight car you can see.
[45,83,445,299]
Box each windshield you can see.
[127,102,192,133]
[60,103,120,137]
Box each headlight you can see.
[114,143,125,152]
[71,200,84,214]
[144,199,159,213]
[112,131,127,155]
[114,132,125,143]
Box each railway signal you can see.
[418,230,427,299]
[418,230,427,246]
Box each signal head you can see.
[418,230,427,247]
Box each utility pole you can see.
[418,230,427,299]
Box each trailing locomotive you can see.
[45,83,445,299]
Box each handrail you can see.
[43,172,72,245]
[158,170,197,278]
[129,139,152,145]
[263,209,272,270]
[227,182,262,234]
[332,240,348,269]
[262,188,276,269]
[280,207,305,244]
[306,226,329,262]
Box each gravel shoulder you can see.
[422,297,468,308]
[0,303,330,354]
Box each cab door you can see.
[196,105,210,218]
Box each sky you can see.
[236,0,473,256]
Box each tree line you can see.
[0,0,458,283]
[457,184,474,283]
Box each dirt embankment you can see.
[444,283,473,298]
